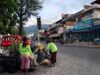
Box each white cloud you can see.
[24,17,37,27]
[25,15,61,27]
[42,16,61,24]
[25,0,95,27]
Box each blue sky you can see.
[25,0,94,27]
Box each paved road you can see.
[0,44,100,75]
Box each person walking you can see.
[19,37,34,75]
[46,40,58,67]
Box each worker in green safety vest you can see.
[46,40,58,67]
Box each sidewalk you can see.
[64,42,100,48]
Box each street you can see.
[0,0,100,75]
[0,44,100,75]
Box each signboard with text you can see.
[74,19,92,30]
[58,27,64,34]
[82,11,92,21]
[93,18,100,26]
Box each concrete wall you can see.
[93,9,100,18]
[65,26,74,30]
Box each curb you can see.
[58,43,100,48]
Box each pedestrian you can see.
[19,37,34,75]
[46,40,58,67]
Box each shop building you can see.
[47,14,72,42]
[72,3,100,42]
[47,0,100,43]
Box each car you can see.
[1,35,22,49]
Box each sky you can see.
[25,0,95,27]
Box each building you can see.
[72,3,100,42]
[47,0,100,43]
[47,14,72,42]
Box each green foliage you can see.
[0,0,19,34]
[16,0,42,35]
[0,0,42,35]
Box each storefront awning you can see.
[72,29,91,33]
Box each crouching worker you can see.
[36,43,50,65]
[19,37,34,75]
[37,49,50,65]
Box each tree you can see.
[0,0,42,35]
[0,0,18,34]
[16,0,42,35]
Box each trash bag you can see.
[3,57,18,73]
[7,67,18,73]
[0,66,5,73]
[3,52,21,73]
[0,54,5,73]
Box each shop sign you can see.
[58,27,64,34]
[82,11,92,21]
[93,18,100,26]
[74,19,92,30]
[82,14,92,21]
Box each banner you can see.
[93,18,100,26]
[58,27,64,34]
[74,19,92,30]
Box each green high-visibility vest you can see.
[19,43,33,56]
[46,42,58,53]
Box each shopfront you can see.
[72,18,100,42]
[73,19,93,42]
[92,18,100,38]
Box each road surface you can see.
[0,44,100,75]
